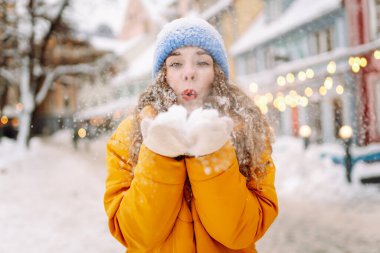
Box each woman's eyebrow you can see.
[197,50,209,55]
[168,51,181,57]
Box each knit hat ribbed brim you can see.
[152,17,229,79]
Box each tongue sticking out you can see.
[181,89,198,101]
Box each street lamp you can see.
[339,125,353,183]
[299,124,312,149]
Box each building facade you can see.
[345,0,380,144]
[231,0,380,145]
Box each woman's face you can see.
[165,46,215,112]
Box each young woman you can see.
[104,17,278,253]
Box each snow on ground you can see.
[0,132,124,253]
[1,132,380,253]
[257,136,380,253]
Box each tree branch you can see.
[35,54,115,105]
[39,0,70,66]
[0,69,17,86]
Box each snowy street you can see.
[258,138,380,253]
[1,132,379,253]
[258,196,380,253]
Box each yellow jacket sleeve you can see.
[104,118,187,250]
[186,141,278,249]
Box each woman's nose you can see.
[183,64,196,81]
[185,75,195,81]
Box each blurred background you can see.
[1,0,380,252]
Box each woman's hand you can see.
[186,108,233,157]
[141,105,189,157]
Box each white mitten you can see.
[141,105,189,157]
[186,108,233,157]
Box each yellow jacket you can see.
[104,117,278,253]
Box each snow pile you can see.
[256,136,380,253]
[273,136,380,202]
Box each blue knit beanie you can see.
[152,17,229,79]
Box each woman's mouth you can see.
[181,89,198,101]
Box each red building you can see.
[345,0,380,144]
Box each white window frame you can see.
[311,27,334,54]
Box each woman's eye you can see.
[197,61,210,66]
[169,62,182,67]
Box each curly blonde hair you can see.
[128,64,273,184]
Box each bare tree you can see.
[0,0,113,149]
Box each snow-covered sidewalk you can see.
[1,132,379,253]
[257,137,380,253]
[0,132,124,253]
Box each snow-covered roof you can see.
[231,0,343,56]
[201,0,232,20]
[89,35,145,56]
[111,43,155,87]
[74,96,138,120]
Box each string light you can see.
[277,76,286,86]
[374,50,380,59]
[348,56,367,73]
[360,57,367,67]
[274,96,286,112]
[319,86,327,96]
[249,82,258,93]
[348,57,355,66]
[1,115,8,125]
[298,71,307,81]
[78,128,87,138]
[336,85,344,95]
[265,93,274,103]
[305,87,313,97]
[324,77,334,89]
[327,61,336,74]
[286,73,295,83]
[306,68,314,79]
[299,96,309,107]
[352,63,360,73]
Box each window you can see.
[311,27,334,54]
[247,52,257,73]
[264,45,290,69]
[265,47,274,69]
[273,45,290,66]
